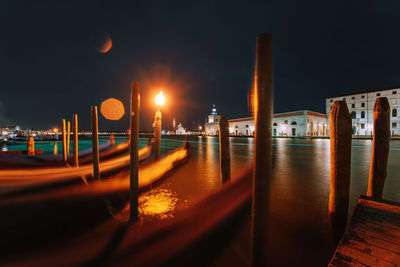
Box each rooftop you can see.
[327,85,400,98]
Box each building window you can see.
[284,120,288,124]
[361,95,365,98]
[351,111,356,119]
[352,104,355,108]
[377,93,380,96]
[351,96,355,100]
[393,91,397,94]
[393,123,397,128]
[393,109,397,117]
[330,99,333,102]
[246,125,249,128]
[361,103,365,107]
[235,125,238,128]
[361,124,365,129]
[361,111,365,118]
[343,98,346,101]
[291,121,297,125]
[330,106,332,110]
[273,122,277,126]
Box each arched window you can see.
[361,111,365,118]
[246,125,249,128]
[273,123,277,126]
[291,121,297,125]
[284,120,288,124]
[235,125,238,128]
[351,111,356,119]
[393,109,397,117]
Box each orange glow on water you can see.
[138,187,178,219]
[100,98,125,120]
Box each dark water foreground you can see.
[153,137,400,266]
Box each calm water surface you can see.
[3,136,399,266]
[153,136,400,266]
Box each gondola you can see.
[0,141,129,169]
[0,143,190,262]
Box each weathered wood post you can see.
[219,116,231,184]
[66,121,71,155]
[92,106,100,180]
[329,101,352,230]
[62,119,67,162]
[73,114,79,167]
[250,33,273,267]
[130,82,140,221]
[367,97,390,199]
[27,136,35,156]
[109,134,115,146]
[154,110,162,161]
[53,142,58,155]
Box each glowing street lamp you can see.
[155,91,165,108]
[153,91,165,160]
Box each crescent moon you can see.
[98,34,112,53]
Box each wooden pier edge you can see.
[328,195,400,266]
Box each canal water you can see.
[151,136,400,266]
[0,136,130,154]
[2,136,399,266]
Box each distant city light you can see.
[199,126,202,130]
[53,128,59,133]
[155,91,166,107]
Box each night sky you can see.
[1,1,400,131]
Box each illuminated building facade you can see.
[204,104,221,135]
[326,86,400,135]
[205,108,328,137]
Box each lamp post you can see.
[154,91,165,161]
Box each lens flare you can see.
[100,98,125,120]
[155,91,165,106]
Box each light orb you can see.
[101,98,125,120]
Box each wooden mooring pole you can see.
[219,116,231,184]
[109,134,115,146]
[250,33,273,267]
[73,114,79,167]
[329,101,352,230]
[367,97,390,199]
[154,110,162,161]
[62,119,67,163]
[27,136,35,157]
[130,82,140,221]
[66,121,71,155]
[92,106,100,180]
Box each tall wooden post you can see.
[250,33,273,267]
[130,82,140,221]
[66,121,71,155]
[73,114,79,167]
[62,119,67,162]
[367,97,390,199]
[92,106,100,180]
[27,136,35,157]
[154,110,162,161]
[329,101,352,230]
[109,134,115,146]
[219,116,231,184]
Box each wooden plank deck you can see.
[329,195,400,267]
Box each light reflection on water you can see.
[138,185,181,220]
[148,136,400,266]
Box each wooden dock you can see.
[329,195,400,266]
